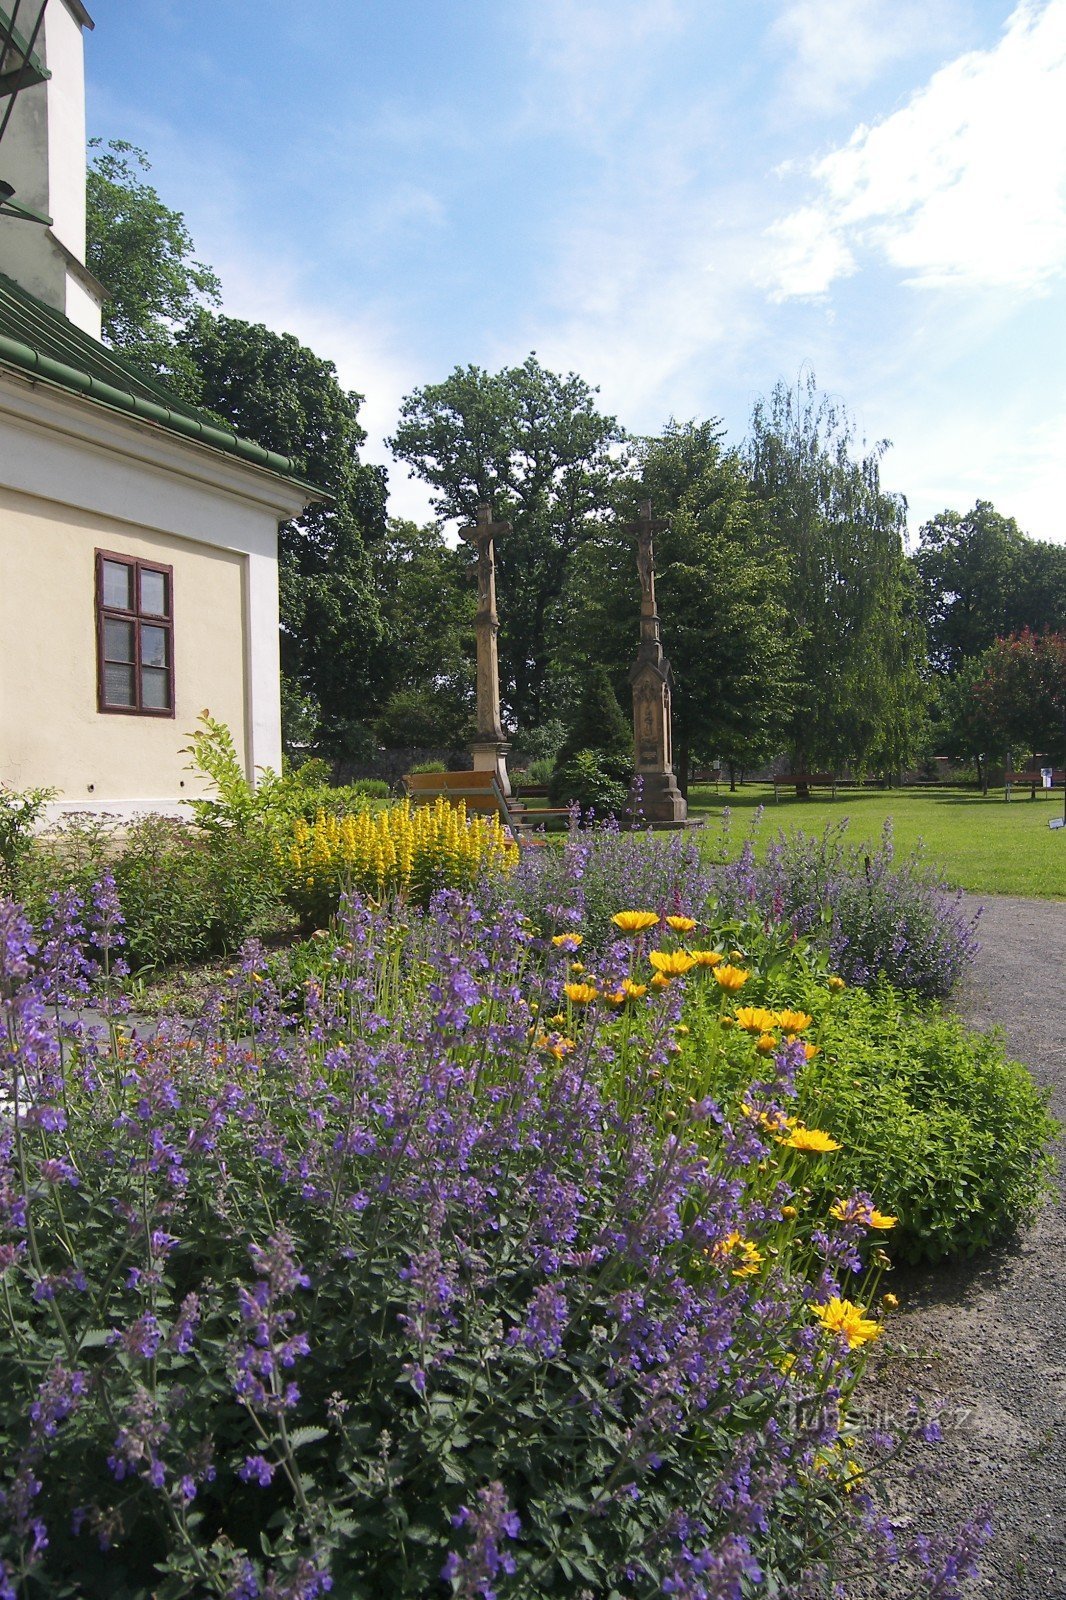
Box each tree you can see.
[563,421,797,791]
[913,502,1029,675]
[86,140,221,399]
[388,355,627,729]
[372,520,475,750]
[549,664,632,813]
[972,630,1066,768]
[747,374,924,774]
[176,312,388,758]
[932,657,1001,792]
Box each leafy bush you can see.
[0,785,55,891]
[710,817,979,999]
[277,798,518,925]
[408,759,446,775]
[0,891,987,1599]
[549,747,629,818]
[671,959,1056,1265]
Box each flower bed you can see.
[0,887,992,1599]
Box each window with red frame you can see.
[95,552,174,715]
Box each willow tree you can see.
[747,375,926,775]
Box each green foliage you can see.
[409,759,447,775]
[374,685,472,750]
[373,518,475,743]
[971,629,1066,766]
[550,749,628,818]
[678,970,1057,1265]
[913,501,1066,675]
[389,354,628,727]
[747,374,925,774]
[564,420,797,786]
[86,140,222,400]
[176,313,389,758]
[0,783,55,890]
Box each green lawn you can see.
[687,783,1066,899]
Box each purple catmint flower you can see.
[442,1481,520,1598]
[239,1454,275,1487]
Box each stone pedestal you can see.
[471,739,512,797]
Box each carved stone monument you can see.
[460,500,512,796]
[626,499,687,824]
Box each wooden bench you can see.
[773,772,838,802]
[690,768,723,792]
[1004,770,1065,800]
[403,770,573,839]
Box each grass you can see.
[688,783,1066,899]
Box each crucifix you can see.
[623,497,687,825]
[460,499,512,793]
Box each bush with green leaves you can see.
[674,964,1057,1265]
[0,785,55,891]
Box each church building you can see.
[0,0,318,816]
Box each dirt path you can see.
[875,894,1066,1598]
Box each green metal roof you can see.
[0,271,322,493]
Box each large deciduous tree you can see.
[747,374,925,775]
[388,355,627,729]
[86,140,221,400]
[914,502,1066,674]
[561,420,797,791]
[176,313,388,759]
[971,630,1066,768]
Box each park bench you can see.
[403,770,573,840]
[690,768,723,791]
[1004,769,1066,800]
[773,773,838,802]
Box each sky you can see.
[84,0,1066,543]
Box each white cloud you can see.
[770,0,962,115]
[213,245,436,525]
[765,0,1066,297]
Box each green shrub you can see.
[525,755,555,786]
[408,759,446,775]
[0,784,55,891]
[677,970,1057,1264]
[550,748,629,817]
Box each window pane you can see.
[104,663,135,706]
[141,624,168,668]
[140,568,168,616]
[141,666,171,710]
[102,560,132,610]
[104,618,134,662]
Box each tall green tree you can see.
[913,502,1029,675]
[176,312,388,758]
[563,421,796,791]
[972,630,1066,767]
[388,355,627,729]
[86,140,221,399]
[372,519,475,750]
[747,375,924,774]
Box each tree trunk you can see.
[676,741,690,799]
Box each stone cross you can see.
[460,500,512,793]
[623,498,687,824]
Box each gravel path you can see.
[873,894,1066,1598]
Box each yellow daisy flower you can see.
[713,964,750,992]
[649,949,697,975]
[611,910,659,932]
[665,915,697,933]
[755,1033,779,1055]
[775,1009,813,1035]
[779,1126,841,1153]
[551,933,583,950]
[688,948,724,967]
[563,982,599,1005]
[734,1006,777,1034]
[812,1297,882,1349]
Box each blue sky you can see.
[85,0,1066,542]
